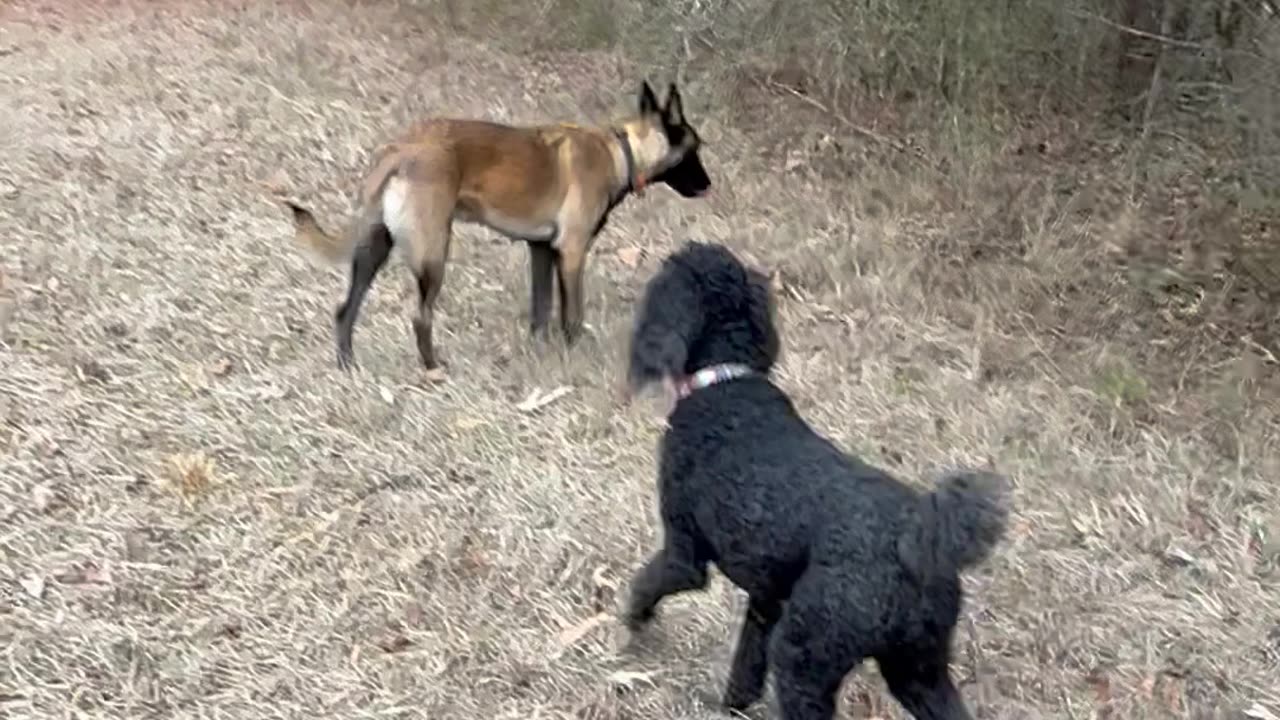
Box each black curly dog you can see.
[621,241,1010,720]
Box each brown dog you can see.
[284,80,712,372]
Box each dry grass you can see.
[1,2,1278,719]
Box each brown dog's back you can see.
[384,119,579,224]
[290,118,602,265]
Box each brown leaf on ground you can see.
[616,246,643,269]
[551,612,608,659]
[260,168,290,195]
[210,357,234,377]
[19,574,45,600]
[375,634,413,654]
[1086,668,1112,716]
[56,562,114,586]
[0,300,13,338]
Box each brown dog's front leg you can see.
[403,208,453,372]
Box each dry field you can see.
[1,2,1278,719]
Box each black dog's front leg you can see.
[624,534,709,631]
[879,653,974,720]
[723,596,783,710]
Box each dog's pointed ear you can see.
[638,80,661,117]
[664,82,685,125]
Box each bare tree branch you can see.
[1069,8,1204,49]
[1071,7,1276,65]
[1130,0,1177,197]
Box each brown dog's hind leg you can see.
[334,217,393,371]
[402,202,453,372]
[528,242,556,339]
[411,258,447,370]
[554,239,588,345]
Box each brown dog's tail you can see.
[283,201,354,265]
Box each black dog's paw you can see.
[335,346,356,372]
[694,688,755,718]
[721,686,761,713]
[623,606,655,633]
[618,607,668,657]
[721,664,768,711]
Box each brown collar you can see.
[612,129,647,198]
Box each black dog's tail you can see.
[896,469,1011,582]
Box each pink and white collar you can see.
[672,363,757,401]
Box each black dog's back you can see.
[623,241,1009,720]
[664,371,952,648]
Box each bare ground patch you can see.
[1,2,1278,719]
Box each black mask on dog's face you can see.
[637,81,711,199]
[655,145,711,198]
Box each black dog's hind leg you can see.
[335,220,393,371]
[624,526,709,631]
[767,578,867,720]
[770,629,848,719]
[878,652,973,720]
[528,241,556,339]
[722,596,783,710]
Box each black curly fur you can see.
[623,241,1011,720]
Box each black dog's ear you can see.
[664,82,684,125]
[745,266,781,366]
[638,80,661,117]
[626,258,703,395]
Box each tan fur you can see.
[288,205,351,263]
